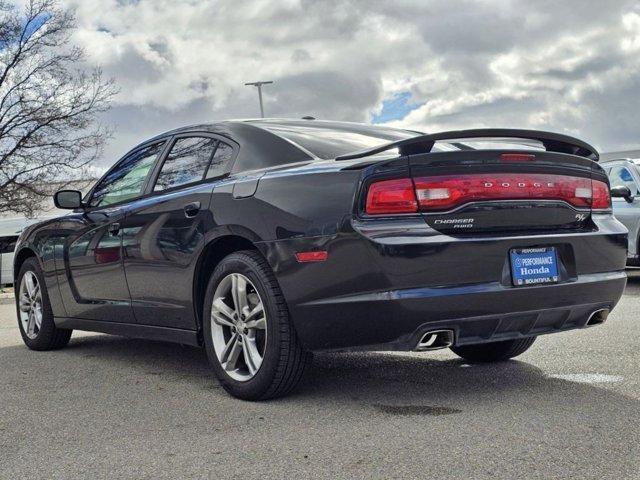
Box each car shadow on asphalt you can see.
[1,332,636,409]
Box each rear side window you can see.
[154,137,218,191]
[206,141,234,179]
[609,166,638,196]
[90,142,165,207]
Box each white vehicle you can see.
[601,158,640,266]
[0,217,51,285]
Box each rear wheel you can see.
[450,337,536,363]
[203,250,310,400]
[16,258,72,351]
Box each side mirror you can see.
[610,185,633,203]
[54,190,83,210]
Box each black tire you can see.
[450,336,536,363]
[202,250,311,400]
[15,257,72,351]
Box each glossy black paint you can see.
[64,207,134,323]
[14,120,628,352]
[120,182,213,329]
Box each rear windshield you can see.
[255,123,420,159]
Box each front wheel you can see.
[16,258,72,350]
[203,250,310,400]
[450,337,536,363]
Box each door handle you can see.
[183,201,201,218]
[108,222,120,236]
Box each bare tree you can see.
[0,0,115,217]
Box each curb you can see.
[0,293,14,305]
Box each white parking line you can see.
[548,373,624,384]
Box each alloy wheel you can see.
[210,273,267,381]
[19,271,43,340]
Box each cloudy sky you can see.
[63,0,640,169]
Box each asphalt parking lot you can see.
[1,276,639,480]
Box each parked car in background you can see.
[0,235,18,286]
[601,158,640,266]
[0,217,47,286]
[13,119,629,400]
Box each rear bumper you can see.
[295,271,627,350]
[293,271,625,351]
[260,214,628,352]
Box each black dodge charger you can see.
[13,119,628,400]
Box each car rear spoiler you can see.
[335,128,599,161]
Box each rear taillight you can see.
[365,178,418,215]
[365,174,611,215]
[591,179,611,210]
[414,174,595,211]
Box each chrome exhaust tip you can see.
[586,308,610,326]
[415,329,455,351]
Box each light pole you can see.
[245,81,273,118]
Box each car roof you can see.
[139,118,422,171]
[151,118,419,141]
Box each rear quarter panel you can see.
[215,163,362,242]
[217,163,363,311]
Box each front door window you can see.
[90,142,165,207]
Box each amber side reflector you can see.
[295,251,328,263]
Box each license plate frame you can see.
[509,247,559,287]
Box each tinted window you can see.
[206,141,234,179]
[258,124,416,159]
[253,122,469,159]
[154,137,217,191]
[609,166,638,195]
[91,142,165,207]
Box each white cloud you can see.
[622,11,640,51]
[61,0,640,168]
